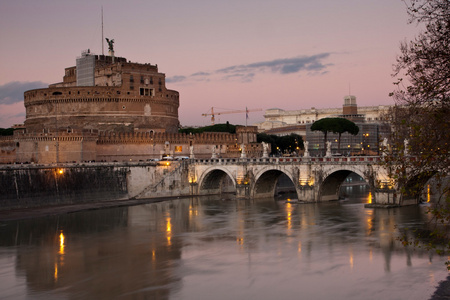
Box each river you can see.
[0,191,448,299]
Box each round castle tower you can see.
[23,52,179,134]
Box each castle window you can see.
[130,86,134,90]
[122,106,126,109]
[140,88,152,96]
[140,76,144,84]
[150,77,153,84]
[130,75,134,83]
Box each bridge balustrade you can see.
[191,156,382,165]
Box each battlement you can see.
[97,131,238,145]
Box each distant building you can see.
[255,95,391,135]
[255,95,392,156]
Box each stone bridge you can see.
[186,156,402,204]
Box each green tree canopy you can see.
[0,128,14,136]
[179,122,236,134]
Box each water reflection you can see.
[0,196,447,300]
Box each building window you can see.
[140,76,144,84]
[130,75,134,83]
[140,88,153,96]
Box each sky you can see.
[0,0,419,128]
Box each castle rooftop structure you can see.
[24,50,180,134]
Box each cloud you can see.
[0,81,47,105]
[168,53,332,84]
[223,72,255,83]
[166,75,187,83]
[191,72,210,77]
[218,53,332,76]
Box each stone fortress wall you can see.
[23,85,179,133]
[0,127,261,164]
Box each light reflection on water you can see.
[0,194,447,300]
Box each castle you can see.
[0,50,260,164]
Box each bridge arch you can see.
[252,167,297,199]
[319,167,369,201]
[197,166,236,195]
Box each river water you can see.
[0,192,448,299]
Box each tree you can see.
[387,0,449,267]
[179,123,236,134]
[257,133,303,156]
[310,118,359,154]
[0,128,14,136]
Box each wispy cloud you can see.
[166,76,187,83]
[167,53,332,84]
[191,72,210,77]
[0,81,47,105]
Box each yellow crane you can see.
[202,107,262,125]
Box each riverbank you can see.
[0,197,175,222]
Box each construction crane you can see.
[202,107,262,125]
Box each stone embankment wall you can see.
[0,164,129,210]
[0,161,193,211]
[126,161,191,199]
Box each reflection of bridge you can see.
[187,156,400,203]
[129,156,416,205]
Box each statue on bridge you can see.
[262,142,269,158]
[325,141,332,157]
[240,144,246,158]
[189,145,195,159]
[303,140,309,157]
[382,138,388,157]
[211,145,217,159]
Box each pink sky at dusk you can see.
[0,0,419,128]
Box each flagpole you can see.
[101,6,104,55]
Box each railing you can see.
[191,156,383,165]
[0,155,385,170]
